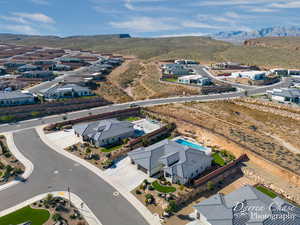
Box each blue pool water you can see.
[175,139,207,151]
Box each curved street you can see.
[0,129,148,225]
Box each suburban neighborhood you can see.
[0,2,300,225]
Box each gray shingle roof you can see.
[0,91,34,100]
[39,83,90,95]
[73,119,134,143]
[270,88,300,98]
[128,139,212,179]
[194,185,300,225]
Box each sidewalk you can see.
[0,132,34,192]
[0,191,102,225]
[36,125,161,225]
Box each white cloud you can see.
[270,1,300,8]
[30,0,49,5]
[248,8,277,12]
[156,32,207,38]
[110,17,179,32]
[1,24,39,35]
[181,21,223,30]
[12,13,55,24]
[0,15,28,24]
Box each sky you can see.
[0,0,299,37]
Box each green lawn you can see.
[101,144,123,153]
[152,181,176,193]
[0,206,50,225]
[212,153,226,166]
[122,117,141,122]
[256,185,278,199]
[163,78,178,82]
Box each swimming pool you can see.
[175,139,207,151]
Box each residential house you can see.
[178,75,212,86]
[267,88,300,103]
[20,71,55,80]
[212,62,259,70]
[0,91,35,106]
[128,139,212,185]
[270,68,289,76]
[175,59,199,65]
[4,62,26,72]
[73,119,135,147]
[193,185,300,225]
[231,71,267,80]
[52,64,71,71]
[289,70,300,76]
[18,64,41,73]
[162,64,190,76]
[0,67,6,76]
[38,83,92,100]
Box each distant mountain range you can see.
[211,26,300,43]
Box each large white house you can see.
[178,75,212,86]
[0,91,35,106]
[231,71,268,80]
[193,185,300,225]
[38,83,92,100]
[128,139,212,185]
[267,88,300,103]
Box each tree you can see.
[166,200,177,212]
[45,194,54,206]
[207,181,214,191]
[52,213,62,222]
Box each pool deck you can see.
[172,136,212,155]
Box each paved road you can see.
[0,76,292,134]
[0,129,148,225]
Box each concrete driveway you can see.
[46,129,81,149]
[104,157,151,191]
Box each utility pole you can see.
[67,186,71,208]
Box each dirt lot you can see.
[95,60,200,102]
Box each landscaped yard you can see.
[101,144,123,153]
[152,180,176,193]
[163,78,178,82]
[0,206,50,225]
[212,153,226,166]
[256,185,278,199]
[121,116,141,122]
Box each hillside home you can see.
[175,59,199,65]
[193,185,300,225]
[20,71,55,80]
[0,67,6,76]
[0,91,35,106]
[52,64,71,71]
[267,88,300,103]
[178,75,212,86]
[38,83,92,100]
[289,70,300,76]
[162,64,190,76]
[128,139,212,185]
[231,71,267,80]
[73,119,135,147]
[18,64,41,73]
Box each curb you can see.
[0,191,102,225]
[36,126,161,225]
